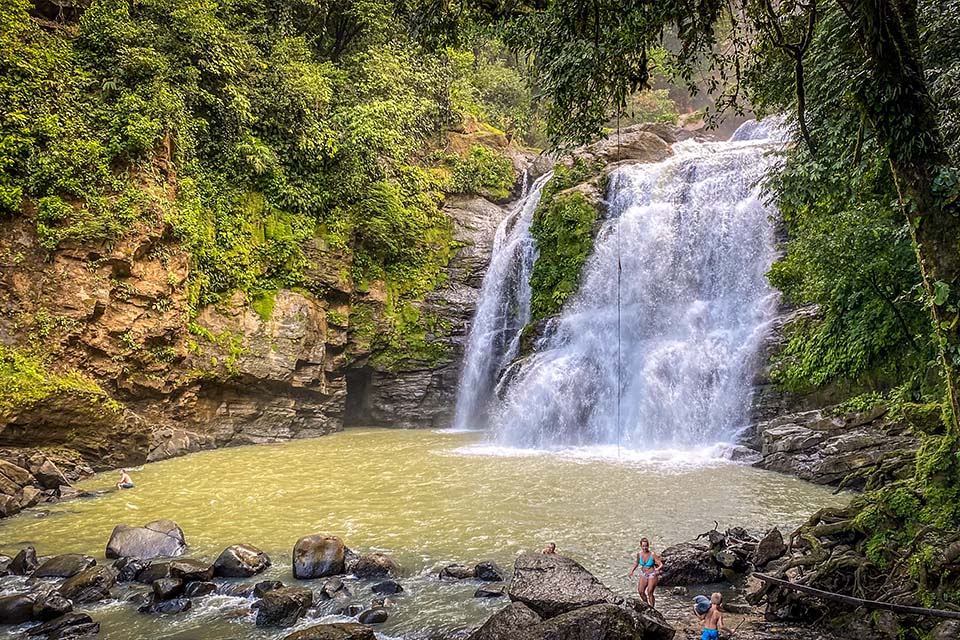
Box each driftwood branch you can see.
[754,573,960,620]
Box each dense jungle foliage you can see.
[0,0,532,316]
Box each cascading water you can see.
[490,121,783,449]
[451,172,553,431]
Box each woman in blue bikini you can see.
[627,537,664,607]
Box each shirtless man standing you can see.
[699,592,734,640]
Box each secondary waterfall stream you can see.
[457,122,783,449]
[451,172,551,431]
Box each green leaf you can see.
[933,281,951,306]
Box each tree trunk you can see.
[848,0,960,426]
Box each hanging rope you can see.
[616,113,622,458]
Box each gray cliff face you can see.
[343,196,508,429]
[146,290,348,461]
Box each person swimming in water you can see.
[542,542,557,554]
[116,469,134,490]
[698,592,735,640]
[627,537,664,607]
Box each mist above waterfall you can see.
[484,123,782,449]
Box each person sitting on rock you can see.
[698,592,734,640]
[542,542,557,554]
[116,469,134,490]
[627,537,663,607]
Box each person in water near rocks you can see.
[627,537,664,607]
[542,542,557,554]
[116,469,134,490]
[698,592,735,639]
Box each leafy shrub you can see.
[448,145,515,200]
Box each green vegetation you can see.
[447,145,516,201]
[0,345,120,416]
[528,161,603,322]
[0,0,541,375]
[528,192,598,322]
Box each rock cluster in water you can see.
[0,453,92,519]
[0,523,417,638]
[2,517,847,640]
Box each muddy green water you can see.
[0,429,848,639]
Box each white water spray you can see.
[451,172,552,431]
[489,122,783,449]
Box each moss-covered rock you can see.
[528,181,601,323]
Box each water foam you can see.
[487,120,783,451]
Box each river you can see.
[0,429,847,639]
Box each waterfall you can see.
[490,122,782,449]
[451,172,553,431]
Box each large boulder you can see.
[508,553,615,618]
[621,597,676,640]
[113,557,149,582]
[657,542,723,586]
[0,593,36,624]
[32,592,73,621]
[351,553,400,579]
[18,486,43,510]
[152,577,184,600]
[283,623,376,640]
[474,560,505,582]
[33,554,97,579]
[105,519,186,560]
[0,459,35,492]
[133,562,170,584]
[58,565,117,603]
[292,535,345,579]
[253,586,314,627]
[28,456,69,490]
[213,543,271,577]
[468,602,542,640]
[0,494,20,517]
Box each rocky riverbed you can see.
[1,517,861,640]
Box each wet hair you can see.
[546,542,555,549]
[640,538,649,548]
[710,592,723,605]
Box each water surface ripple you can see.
[0,429,846,638]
